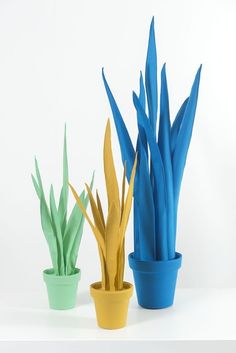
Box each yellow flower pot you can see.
[90,281,133,329]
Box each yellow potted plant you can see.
[70,120,137,329]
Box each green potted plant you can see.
[70,120,137,329]
[32,126,93,310]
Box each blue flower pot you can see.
[128,252,182,309]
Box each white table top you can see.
[1,288,236,353]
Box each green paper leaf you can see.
[31,174,41,199]
[64,191,85,275]
[67,172,95,273]
[40,197,58,274]
[58,125,69,237]
[50,185,65,275]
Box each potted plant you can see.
[102,18,202,309]
[32,126,93,310]
[69,120,137,329]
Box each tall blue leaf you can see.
[170,98,189,249]
[133,92,168,260]
[173,65,202,208]
[137,140,156,260]
[158,64,175,259]
[102,68,135,181]
[145,17,158,135]
[171,97,189,154]
[139,71,146,111]
[137,71,147,156]
[133,186,140,259]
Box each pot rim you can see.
[43,268,81,284]
[90,281,133,297]
[128,252,182,273]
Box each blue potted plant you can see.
[102,18,202,309]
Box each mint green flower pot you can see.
[43,268,81,310]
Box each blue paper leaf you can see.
[133,91,168,260]
[171,97,189,154]
[158,64,175,259]
[133,188,140,259]
[137,141,156,260]
[139,71,146,111]
[136,71,147,156]
[145,17,158,135]
[102,69,135,181]
[173,65,202,206]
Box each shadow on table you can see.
[127,290,200,327]
[77,290,92,306]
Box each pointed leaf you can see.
[137,72,148,155]
[158,64,175,259]
[133,92,166,210]
[173,65,202,205]
[69,183,105,255]
[145,17,158,134]
[171,97,189,154]
[84,171,95,206]
[103,120,120,213]
[85,184,105,236]
[102,69,135,181]
[120,163,126,220]
[68,172,95,271]
[119,155,137,242]
[105,202,120,290]
[58,125,69,236]
[40,197,58,274]
[34,158,43,191]
[133,92,168,260]
[50,185,64,275]
[31,174,41,199]
[96,190,105,228]
[137,143,156,260]
[116,238,125,290]
[63,191,85,274]
[98,246,107,289]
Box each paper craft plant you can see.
[70,120,137,290]
[102,18,202,262]
[70,120,137,328]
[32,127,92,276]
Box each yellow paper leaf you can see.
[120,163,126,221]
[98,246,106,289]
[96,190,105,229]
[105,202,120,290]
[85,184,105,237]
[116,238,125,290]
[104,120,120,214]
[119,155,137,244]
[69,183,105,255]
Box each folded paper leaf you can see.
[102,69,135,181]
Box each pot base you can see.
[90,281,133,329]
[129,252,182,309]
[43,268,81,310]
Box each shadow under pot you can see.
[43,268,81,310]
[90,281,133,329]
[128,252,182,309]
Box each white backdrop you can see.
[0,0,236,293]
